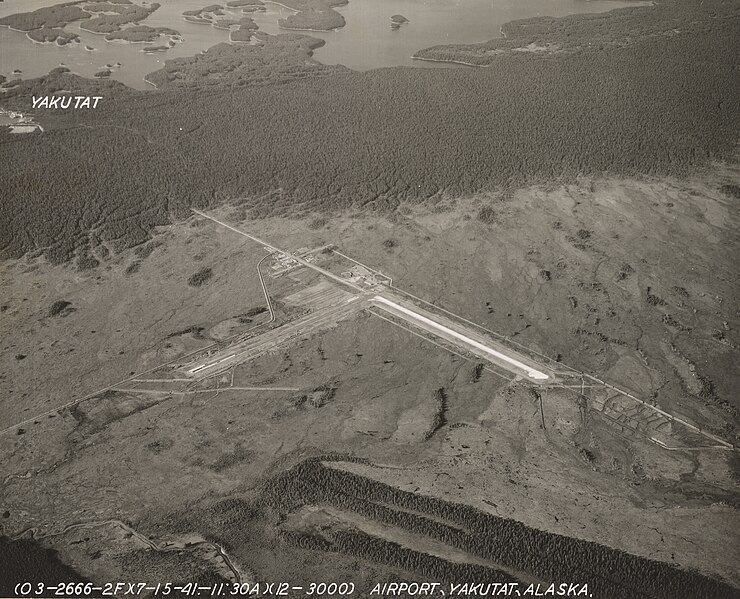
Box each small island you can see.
[226,0,265,6]
[278,8,345,32]
[0,0,169,51]
[143,45,170,53]
[105,25,180,43]
[390,14,408,30]
[80,2,162,34]
[0,5,88,31]
[213,18,242,30]
[183,5,225,24]
[27,27,80,45]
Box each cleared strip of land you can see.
[181,294,365,378]
[372,295,550,382]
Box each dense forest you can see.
[229,18,260,42]
[1,0,739,264]
[80,3,160,34]
[104,25,180,43]
[227,0,267,7]
[144,33,342,88]
[280,527,521,586]
[0,4,89,31]
[0,1,161,36]
[278,8,346,32]
[26,27,80,45]
[259,459,739,599]
[414,0,740,64]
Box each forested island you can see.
[227,0,266,6]
[390,14,408,29]
[270,0,347,10]
[144,32,339,88]
[214,18,242,30]
[273,0,348,31]
[143,45,170,53]
[278,8,345,31]
[0,1,163,44]
[105,25,180,43]
[183,4,225,24]
[27,27,79,45]
[80,2,160,34]
[1,0,739,264]
[227,0,266,9]
[0,4,89,31]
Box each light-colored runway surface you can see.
[372,295,551,382]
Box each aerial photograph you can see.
[0,0,738,597]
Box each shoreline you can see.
[261,1,299,13]
[261,0,349,11]
[278,24,341,33]
[0,0,664,88]
[25,33,79,47]
[411,55,489,68]
[267,0,346,33]
[142,75,159,89]
[12,521,244,584]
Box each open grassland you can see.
[0,218,270,428]
[2,178,739,591]
[210,168,740,426]
[3,309,737,592]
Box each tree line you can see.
[1,0,739,264]
[260,459,739,599]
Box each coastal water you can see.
[0,537,89,595]
[0,0,650,90]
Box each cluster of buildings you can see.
[0,108,44,134]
